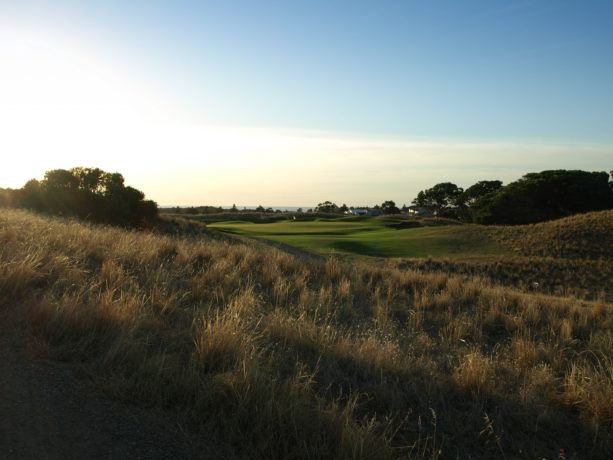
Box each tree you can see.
[43,169,80,189]
[72,167,106,193]
[381,200,400,214]
[17,167,158,227]
[413,182,464,215]
[457,180,503,221]
[471,170,613,225]
[315,201,338,213]
[461,180,503,206]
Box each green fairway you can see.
[209,218,507,258]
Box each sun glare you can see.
[1,29,609,207]
[0,29,160,188]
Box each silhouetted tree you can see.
[471,170,613,224]
[17,167,158,227]
[381,200,400,214]
[461,180,503,206]
[414,182,464,216]
[315,201,338,213]
[455,180,503,221]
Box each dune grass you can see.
[2,208,613,459]
[491,210,613,260]
[210,218,506,258]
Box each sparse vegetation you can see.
[1,207,613,458]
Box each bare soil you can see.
[0,303,233,460]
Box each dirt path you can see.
[0,304,232,460]
[211,229,324,262]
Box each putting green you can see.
[209,218,506,258]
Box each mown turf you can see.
[210,218,507,258]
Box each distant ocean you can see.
[160,205,311,211]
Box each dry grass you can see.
[2,207,613,459]
[396,256,612,302]
[491,209,613,260]
[396,210,613,302]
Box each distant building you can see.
[347,208,370,216]
[345,208,383,217]
[406,206,433,217]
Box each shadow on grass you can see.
[269,333,611,460]
[329,240,385,257]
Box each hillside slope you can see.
[1,208,613,459]
[490,210,613,259]
[396,211,613,301]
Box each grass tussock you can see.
[2,207,613,459]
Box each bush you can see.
[14,167,158,227]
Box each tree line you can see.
[0,167,158,227]
[7,167,609,228]
[414,169,613,224]
[307,169,613,225]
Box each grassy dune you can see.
[491,210,613,260]
[397,211,613,302]
[2,208,613,459]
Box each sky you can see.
[0,0,611,207]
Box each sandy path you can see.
[0,304,230,460]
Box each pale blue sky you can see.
[1,1,611,206]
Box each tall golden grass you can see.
[1,207,613,459]
[491,209,613,260]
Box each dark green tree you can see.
[72,167,107,193]
[315,201,338,213]
[461,180,503,206]
[381,200,400,214]
[43,169,80,189]
[471,170,613,225]
[414,182,464,215]
[17,167,158,227]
